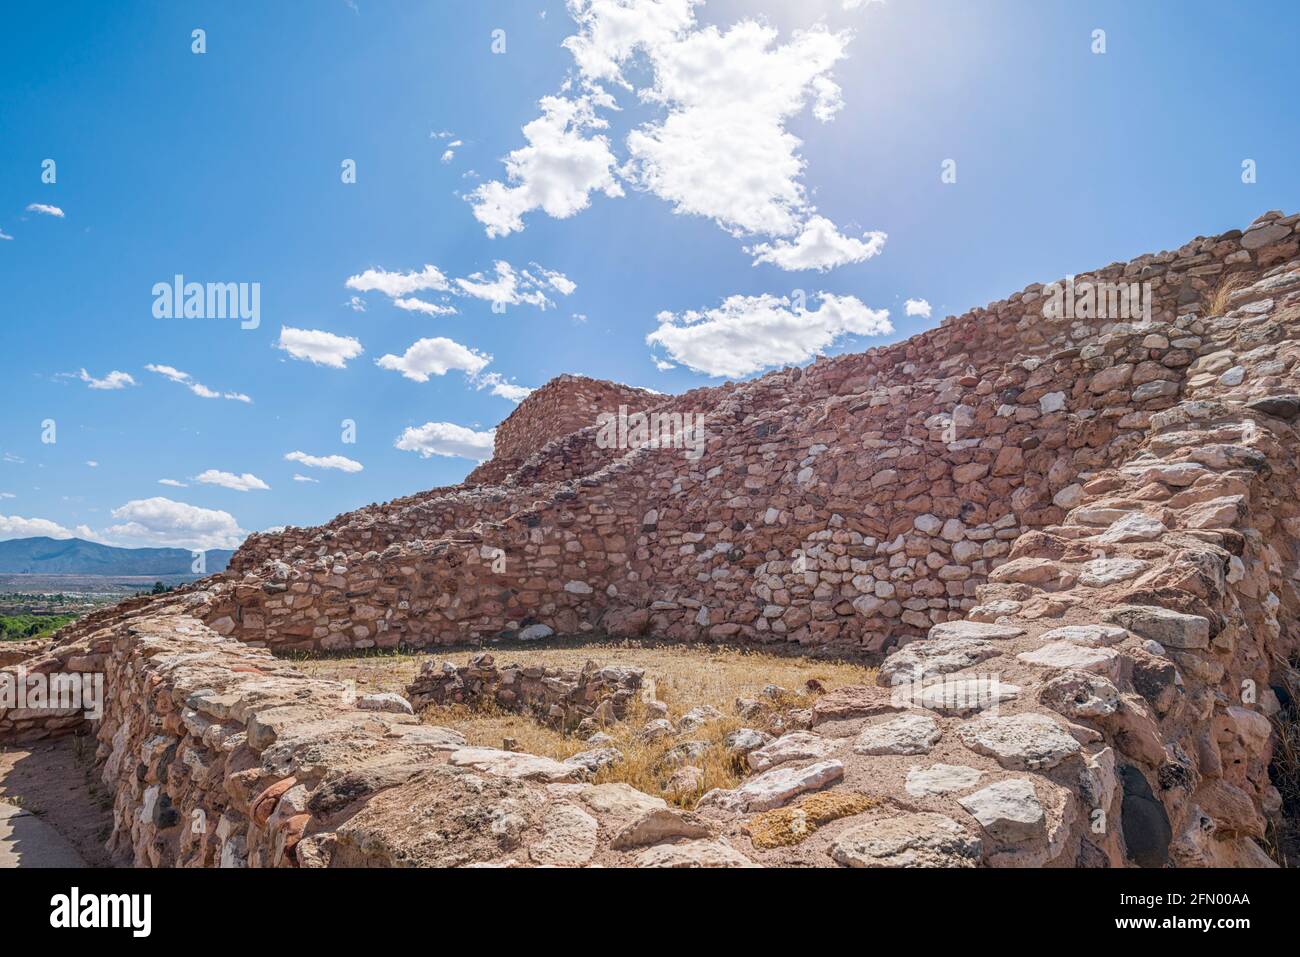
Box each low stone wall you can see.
[407,652,646,731]
[4,594,747,867]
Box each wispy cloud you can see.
[345,264,450,298]
[473,371,533,403]
[145,364,251,403]
[345,260,573,315]
[26,203,64,218]
[74,368,137,390]
[393,297,457,316]
[455,260,572,310]
[284,451,364,473]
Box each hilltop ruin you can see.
[3,210,1299,868]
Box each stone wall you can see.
[203,212,1299,661]
[467,374,660,484]
[407,652,646,732]
[4,593,717,867]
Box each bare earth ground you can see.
[0,734,121,867]
[295,638,877,805]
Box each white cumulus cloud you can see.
[193,470,270,492]
[102,497,246,550]
[376,336,492,382]
[624,21,850,237]
[275,327,364,368]
[468,95,623,238]
[471,2,877,273]
[0,515,78,541]
[749,217,886,272]
[394,422,496,461]
[904,298,932,318]
[646,292,892,378]
[26,203,64,218]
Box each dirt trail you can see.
[0,735,122,867]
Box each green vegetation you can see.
[0,613,78,641]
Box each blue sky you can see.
[2,0,1298,551]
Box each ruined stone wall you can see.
[467,374,660,484]
[3,593,736,868]
[204,212,1299,661]
[407,653,646,732]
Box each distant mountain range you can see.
[0,537,233,576]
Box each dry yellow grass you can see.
[746,791,880,848]
[293,638,877,806]
[1202,271,1251,318]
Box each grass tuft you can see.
[1201,271,1251,319]
[746,791,880,848]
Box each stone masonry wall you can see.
[4,592,715,867]
[205,212,1299,661]
[406,653,646,732]
[467,374,659,485]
